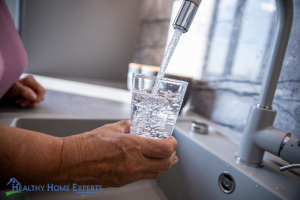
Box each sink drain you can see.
[218,172,235,194]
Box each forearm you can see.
[0,125,63,189]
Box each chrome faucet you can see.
[173,0,300,170]
[173,0,201,32]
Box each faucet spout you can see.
[173,1,201,33]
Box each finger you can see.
[112,120,131,133]
[139,172,161,180]
[140,136,178,158]
[140,157,180,180]
[142,151,177,172]
[21,76,46,102]
[173,156,179,165]
[32,101,39,107]
[15,98,34,107]
[15,83,37,101]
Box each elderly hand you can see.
[60,120,178,187]
[3,75,46,107]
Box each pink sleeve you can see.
[0,0,28,98]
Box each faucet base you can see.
[236,105,288,165]
[235,154,264,168]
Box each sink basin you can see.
[11,117,123,137]
[9,117,300,200]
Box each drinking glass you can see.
[130,73,188,139]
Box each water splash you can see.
[152,29,184,95]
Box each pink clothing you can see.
[0,0,27,98]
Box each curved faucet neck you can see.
[258,0,294,108]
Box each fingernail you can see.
[172,159,178,165]
[167,136,174,139]
[29,93,37,100]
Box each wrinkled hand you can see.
[60,120,178,188]
[3,75,46,107]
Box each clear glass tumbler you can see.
[130,73,188,139]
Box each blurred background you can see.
[6,0,141,83]
[5,0,300,135]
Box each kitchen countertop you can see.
[0,74,132,126]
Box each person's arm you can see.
[0,123,63,189]
[0,120,178,189]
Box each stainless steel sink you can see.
[11,118,122,137]
[9,117,300,200]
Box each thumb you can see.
[113,120,131,133]
[17,84,37,101]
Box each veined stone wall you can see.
[191,0,300,136]
[133,0,174,66]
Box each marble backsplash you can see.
[133,0,174,66]
[191,0,300,136]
